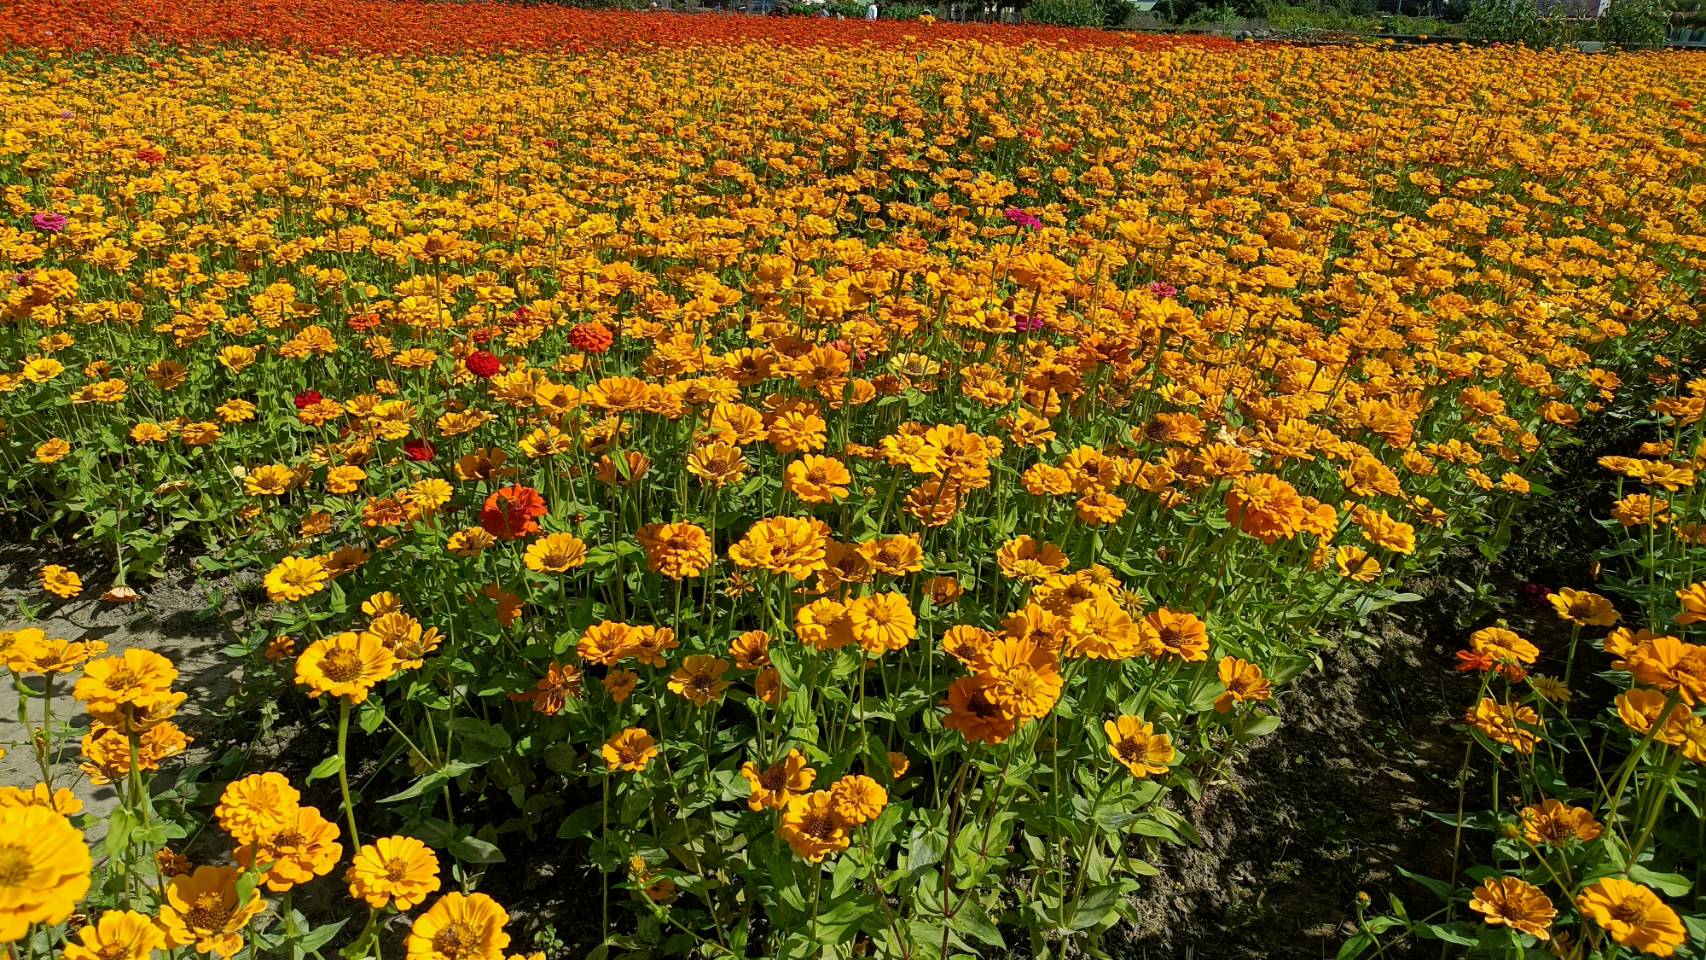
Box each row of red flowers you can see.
[1,0,1230,53]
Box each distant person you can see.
[866,0,878,17]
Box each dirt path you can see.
[0,548,247,845]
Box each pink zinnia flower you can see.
[1003,208,1042,230]
[31,212,67,234]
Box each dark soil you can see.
[1107,395,1663,959]
[1113,576,1477,960]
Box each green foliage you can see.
[1263,3,1455,34]
[1462,0,1570,46]
[1181,1,1252,22]
[1026,0,1105,25]
[881,2,932,17]
[1598,0,1672,46]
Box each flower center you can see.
[320,648,365,683]
[0,845,33,886]
[185,891,232,931]
[104,666,141,690]
[1609,901,1647,925]
[431,921,482,960]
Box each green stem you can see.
[337,699,362,848]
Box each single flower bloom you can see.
[568,322,614,354]
[235,804,343,892]
[158,865,267,958]
[1465,697,1542,753]
[1519,798,1602,847]
[1469,626,1539,667]
[637,522,715,579]
[63,910,164,960]
[72,647,179,714]
[849,592,917,656]
[728,630,771,670]
[1469,875,1555,940]
[40,564,82,599]
[0,805,91,942]
[406,892,510,960]
[0,782,84,816]
[779,791,850,863]
[827,775,887,825]
[1104,715,1175,778]
[480,485,547,541]
[1002,207,1042,230]
[740,749,815,812]
[601,727,657,772]
[1574,878,1685,956]
[886,752,910,779]
[666,655,731,706]
[1141,607,1210,663]
[347,835,442,911]
[294,632,397,703]
[464,349,502,379]
[214,771,301,846]
[942,675,1017,746]
[1214,656,1272,713]
[728,516,830,579]
[1548,588,1619,627]
[264,556,329,603]
[523,533,588,574]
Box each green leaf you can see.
[1236,714,1282,740]
[357,701,386,735]
[1066,883,1122,931]
[306,754,344,783]
[557,803,603,840]
[1415,922,1477,945]
[295,919,348,955]
[951,904,1005,948]
[449,833,506,864]
[1627,864,1691,897]
[906,820,947,874]
[1396,865,1454,902]
[236,868,261,906]
[105,806,134,863]
[1336,933,1373,960]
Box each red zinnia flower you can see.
[347,313,381,333]
[403,438,436,461]
[481,485,548,541]
[293,390,323,410]
[465,350,501,379]
[1455,649,1496,674]
[569,322,614,355]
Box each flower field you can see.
[1,2,1705,957]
